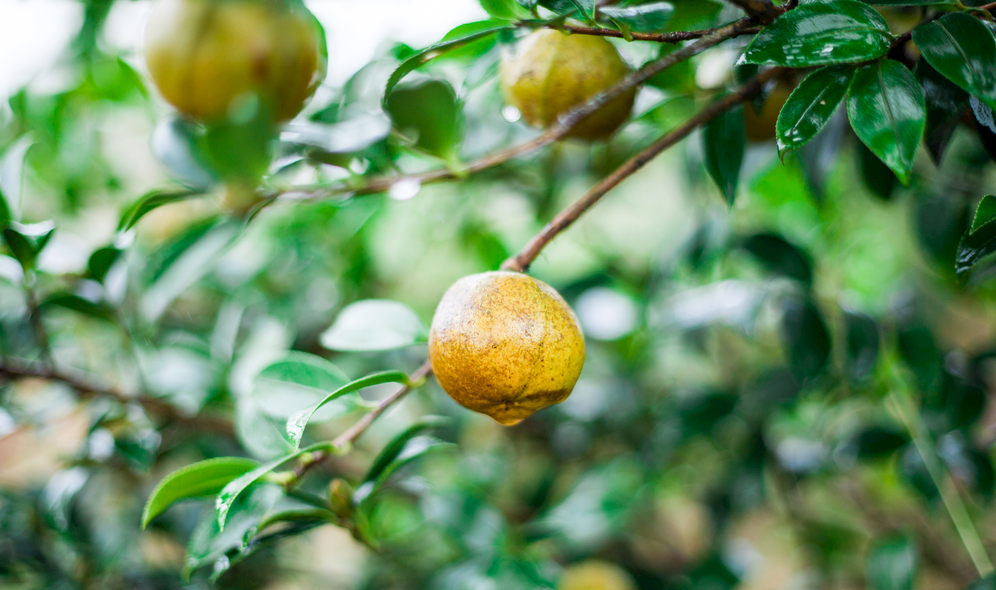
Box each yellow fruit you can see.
[743,78,794,142]
[500,30,636,141]
[144,0,325,123]
[558,561,636,590]
[428,271,585,426]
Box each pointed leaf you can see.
[142,457,259,528]
[362,415,450,486]
[118,188,204,231]
[956,195,996,274]
[847,60,925,185]
[912,12,996,112]
[702,104,745,206]
[743,1,891,67]
[776,65,856,154]
[187,485,281,580]
[286,371,410,450]
[87,246,123,283]
[215,442,330,531]
[42,293,117,323]
[319,299,427,352]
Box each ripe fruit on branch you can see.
[500,29,636,141]
[428,271,585,426]
[143,0,325,123]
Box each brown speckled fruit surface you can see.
[500,29,636,141]
[428,271,585,426]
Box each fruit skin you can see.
[144,0,325,123]
[743,77,794,142]
[558,561,636,590]
[500,30,636,141]
[428,271,585,426]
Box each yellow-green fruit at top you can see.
[743,78,794,142]
[428,271,585,426]
[558,561,636,590]
[144,0,325,123]
[500,30,637,141]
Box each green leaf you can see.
[743,1,891,67]
[858,141,899,201]
[849,426,908,460]
[2,221,55,271]
[479,0,529,19]
[858,1,953,4]
[235,394,297,459]
[385,79,464,161]
[600,2,674,33]
[383,22,515,99]
[141,457,259,528]
[41,293,117,323]
[86,246,122,283]
[702,104,745,206]
[740,232,813,285]
[359,416,450,491]
[866,535,917,590]
[956,195,996,274]
[251,352,352,421]
[151,116,216,191]
[118,188,204,232]
[215,442,329,531]
[780,297,831,384]
[0,135,33,222]
[319,299,427,352]
[847,60,925,185]
[250,507,332,541]
[187,485,281,580]
[912,12,996,112]
[776,65,856,155]
[844,310,879,383]
[286,371,410,450]
[915,58,969,164]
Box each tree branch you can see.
[559,22,762,44]
[501,67,783,272]
[0,358,234,435]
[278,14,776,205]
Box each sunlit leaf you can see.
[142,457,259,528]
[319,299,427,352]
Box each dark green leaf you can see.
[858,1,953,4]
[319,299,427,352]
[740,232,813,285]
[915,58,968,164]
[780,297,831,384]
[385,79,464,161]
[702,104,745,206]
[850,426,908,460]
[2,222,55,271]
[216,442,330,531]
[956,195,996,274]
[866,535,917,590]
[353,435,452,504]
[362,415,450,487]
[743,1,891,67]
[859,141,899,200]
[901,444,939,500]
[844,310,879,383]
[600,2,674,33]
[41,294,117,323]
[847,60,925,185]
[187,485,281,580]
[286,371,410,450]
[86,247,122,283]
[142,457,259,528]
[776,65,856,155]
[383,23,515,99]
[912,12,996,111]
[118,189,203,232]
[897,324,941,393]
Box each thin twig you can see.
[501,67,783,272]
[0,358,234,435]
[279,14,774,204]
[559,22,762,43]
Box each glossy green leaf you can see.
[118,188,204,232]
[251,352,351,421]
[847,60,925,185]
[956,195,996,274]
[912,12,996,111]
[702,105,745,206]
[383,22,515,99]
[600,2,674,33]
[319,299,427,352]
[479,0,528,19]
[141,457,259,528]
[187,485,281,580]
[740,232,813,285]
[776,65,856,154]
[216,442,329,531]
[286,371,410,450]
[42,293,116,323]
[743,1,891,67]
[866,535,917,590]
[915,58,969,164]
